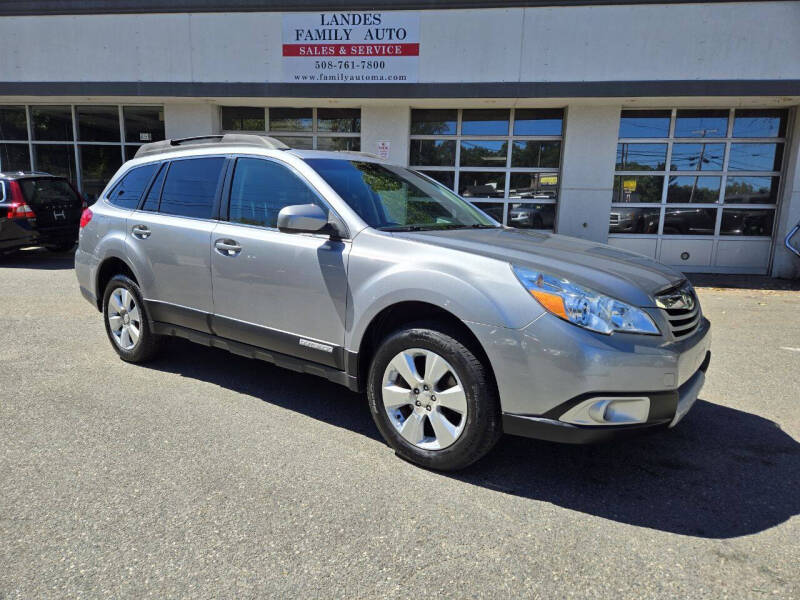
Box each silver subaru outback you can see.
[75,134,711,471]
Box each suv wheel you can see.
[102,274,160,363]
[367,323,501,471]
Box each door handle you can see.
[214,239,242,256]
[131,224,151,239]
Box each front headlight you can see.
[512,266,660,335]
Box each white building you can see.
[0,0,798,276]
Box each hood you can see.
[392,228,685,307]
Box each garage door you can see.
[608,108,788,274]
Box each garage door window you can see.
[409,108,564,229]
[611,108,786,238]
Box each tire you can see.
[44,241,76,252]
[367,322,501,471]
[102,274,161,363]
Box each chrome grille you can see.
[655,283,701,339]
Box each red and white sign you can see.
[282,12,420,83]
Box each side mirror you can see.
[277,204,329,234]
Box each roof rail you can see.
[134,133,289,159]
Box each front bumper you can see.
[466,307,711,443]
[502,351,709,443]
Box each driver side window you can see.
[228,158,325,228]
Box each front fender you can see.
[345,234,543,352]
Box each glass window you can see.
[461,109,510,136]
[509,173,559,200]
[79,145,123,202]
[124,106,165,143]
[409,107,563,228]
[220,106,265,132]
[0,106,28,140]
[670,143,725,171]
[511,141,560,168]
[733,109,787,138]
[609,207,660,234]
[728,143,782,172]
[107,163,158,209]
[159,157,225,219]
[662,208,717,235]
[318,108,360,133]
[720,209,774,236]
[724,176,779,204]
[141,163,166,212]
[76,106,120,142]
[418,170,455,190]
[674,110,728,138]
[619,110,671,138]
[316,137,360,152]
[506,203,556,229]
[513,109,563,136]
[616,143,668,171]
[306,159,496,230]
[32,106,73,141]
[409,139,455,166]
[666,176,721,203]
[33,145,77,181]
[0,144,31,171]
[458,172,505,198]
[229,158,323,228]
[410,109,457,135]
[459,140,507,167]
[269,107,312,132]
[611,107,787,243]
[612,175,664,203]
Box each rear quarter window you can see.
[107,163,159,209]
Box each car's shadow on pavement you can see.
[148,339,799,540]
[0,247,75,270]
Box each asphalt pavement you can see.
[1,248,798,599]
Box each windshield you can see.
[19,178,80,207]
[304,159,498,231]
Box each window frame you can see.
[220,154,350,239]
[0,103,164,199]
[219,107,361,152]
[611,107,788,242]
[408,107,565,230]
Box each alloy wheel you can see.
[382,348,468,450]
[107,287,141,351]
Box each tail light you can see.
[6,181,36,220]
[79,207,93,228]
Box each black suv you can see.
[0,171,84,253]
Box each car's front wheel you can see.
[102,274,161,363]
[367,323,501,471]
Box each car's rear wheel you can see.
[367,323,501,471]
[102,274,161,363]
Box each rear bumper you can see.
[502,351,710,443]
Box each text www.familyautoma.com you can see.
[293,73,408,81]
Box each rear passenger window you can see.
[141,162,166,212]
[159,157,225,219]
[229,158,324,228]
[107,163,158,209]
